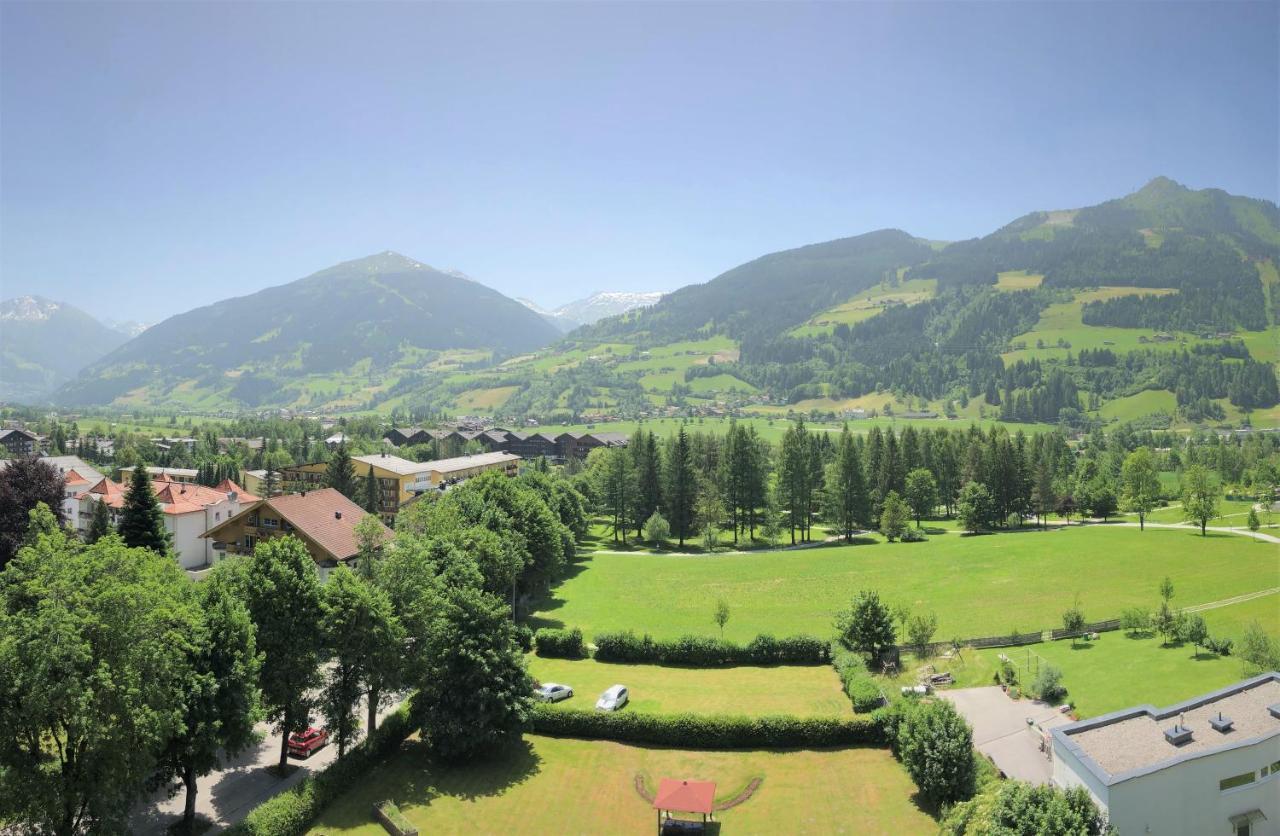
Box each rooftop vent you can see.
[335,511,342,520]
[1164,724,1194,746]
[1269,703,1280,720]
[1208,711,1233,733]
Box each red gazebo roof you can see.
[653,778,716,815]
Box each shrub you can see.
[894,699,977,806]
[226,700,416,836]
[592,630,829,666]
[1120,606,1151,636]
[1032,665,1067,703]
[534,627,585,659]
[530,705,885,748]
[643,511,671,544]
[996,658,1019,687]
[832,646,883,712]
[942,781,1111,835]
[514,625,534,653]
[901,527,927,542]
[1205,635,1233,656]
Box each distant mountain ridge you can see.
[54,252,560,407]
[1,295,129,402]
[519,290,665,332]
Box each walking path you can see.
[1107,520,1280,544]
[1183,587,1280,614]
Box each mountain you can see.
[103,318,151,338]
[519,291,665,332]
[0,296,129,402]
[54,252,561,408]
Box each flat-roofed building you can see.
[1052,672,1280,836]
[118,465,199,484]
[416,451,520,488]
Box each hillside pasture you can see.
[995,270,1044,290]
[307,735,934,835]
[1097,389,1177,423]
[534,526,1279,643]
[788,278,937,337]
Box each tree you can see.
[643,510,670,545]
[713,598,730,637]
[879,490,909,542]
[665,426,697,547]
[86,497,113,543]
[956,482,993,533]
[413,580,533,762]
[363,466,381,515]
[633,431,664,540]
[0,455,65,569]
[903,468,937,528]
[1120,606,1151,636]
[157,568,262,832]
[119,466,171,554]
[1062,596,1086,646]
[1181,465,1220,536]
[327,443,357,499]
[696,477,724,551]
[1054,493,1076,526]
[1248,507,1261,532]
[319,566,404,757]
[596,446,636,543]
[1120,447,1161,531]
[1181,612,1209,657]
[353,513,389,578]
[906,612,939,657]
[836,590,896,660]
[241,536,323,771]
[896,700,976,806]
[1239,621,1280,674]
[1030,459,1056,528]
[943,782,1111,835]
[0,512,201,835]
[824,425,869,541]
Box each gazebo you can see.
[653,778,716,834]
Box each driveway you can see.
[941,686,1072,785]
[129,693,405,834]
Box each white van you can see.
[595,684,629,711]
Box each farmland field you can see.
[526,657,851,717]
[533,526,1280,643]
[308,735,934,835]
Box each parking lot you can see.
[940,686,1073,785]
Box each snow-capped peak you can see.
[0,295,60,322]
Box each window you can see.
[1235,825,1250,836]
[1261,760,1280,778]
[1220,771,1255,791]
[261,517,279,529]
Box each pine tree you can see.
[363,467,380,516]
[664,426,697,547]
[86,499,113,544]
[118,467,170,554]
[824,424,868,542]
[327,443,356,499]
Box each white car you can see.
[535,682,574,703]
[595,684,629,711]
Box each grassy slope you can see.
[526,657,851,717]
[534,526,1279,643]
[1001,286,1187,365]
[308,735,934,835]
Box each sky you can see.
[1,1,1276,324]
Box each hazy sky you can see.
[1,1,1276,323]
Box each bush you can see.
[1120,606,1151,636]
[514,625,534,653]
[1205,635,1234,656]
[592,630,829,666]
[1032,665,1067,703]
[901,527,927,543]
[996,658,1019,687]
[226,700,416,836]
[530,705,885,748]
[832,646,883,712]
[893,699,977,806]
[534,627,586,659]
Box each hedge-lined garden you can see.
[590,630,830,665]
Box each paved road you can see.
[129,693,404,834]
[941,686,1073,785]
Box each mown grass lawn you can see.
[526,656,851,717]
[308,735,934,835]
[534,526,1279,643]
[1200,593,1280,640]
[1141,498,1261,526]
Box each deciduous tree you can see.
[0,455,65,568]
[1120,447,1161,530]
[1181,465,1220,536]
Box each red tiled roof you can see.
[79,476,241,515]
[63,468,90,486]
[653,779,716,814]
[213,478,260,503]
[205,488,391,562]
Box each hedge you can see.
[530,704,884,749]
[224,700,416,836]
[592,631,829,666]
[534,627,586,659]
[832,646,884,712]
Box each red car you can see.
[287,726,329,759]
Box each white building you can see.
[76,475,259,570]
[118,465,200,484]
[0,454,104,524]
[1052,672,1280,836]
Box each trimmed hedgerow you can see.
[225,700,416,836]
[832,646,885,712]
[534,627,586,659]
[591,630,829,666]
[529,704,884,748]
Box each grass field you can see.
[527,657,851,717]
[534,526,1280,643]
[308,735,935,835]
[995,270,1044,291]
[1098,389,1177,423]
[1141,498,1260,526]
[1199,593,1280,641]
[789,278,938,337]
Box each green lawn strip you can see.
[1198,593,1280,641]
[534,526,1279,643]
[1141,498,1260,526]
[306,735,934,835]
[526,656,851,717]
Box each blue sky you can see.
[1,1,1276,323]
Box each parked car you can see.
[287,726,329,759]
[595,684,629,711]
[535,682,574,703]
